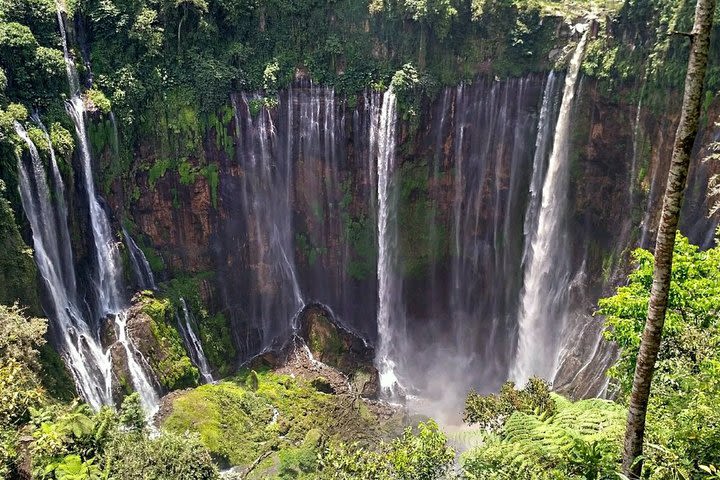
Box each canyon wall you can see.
[101,73,719,402]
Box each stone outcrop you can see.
[249,303,380,399]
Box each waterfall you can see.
[122,226,157,291]
[522,72,559,267]
[65,98,125,314]
[231,93,304,350]
[374,89,402,393]
[14,122,113,409]
[511,29,589,385]
[55,2,159,414]
[177,298,213,383]
[629,93,644,198]
[31,114,77,295]
[114,310,160,414]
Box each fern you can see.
[462,394,624,480]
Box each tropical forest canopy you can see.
[1,0,720,478]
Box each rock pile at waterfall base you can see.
[249,303,381,399]
[154,304,405,476]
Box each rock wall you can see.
[105,74,720,400]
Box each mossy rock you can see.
[161,369,400,474]
[295,304,379,395]
[125,292,199,391]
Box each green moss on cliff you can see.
[397,160,448,278]
[307,315,345,359]
[161,274,236,377]
[162,369,397,472]
[0,180,38,310]
[339,179,377,281]
[139,294,199,390]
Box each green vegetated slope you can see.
[161,368,405,476]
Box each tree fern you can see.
[462,394,624,480]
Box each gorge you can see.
[1,0,720,476]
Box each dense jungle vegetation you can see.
[2,234,719,478]
[1,0,720,478]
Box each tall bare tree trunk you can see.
[622,0,716,477]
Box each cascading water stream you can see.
[31,114,77,294]
[177,298,214,383]
[65,98,125,314]
[114,310,160,414]
[511,28,589,385]
[374,89,402,394]
[122,226,157,291]
[55,1,159,414]
[629,92,644,199]
[522,72,559,267]
[14,122,113,409]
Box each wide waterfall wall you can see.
[216,82,380,359]
[121,68,720,407]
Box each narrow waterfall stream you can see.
[55,1,159,414]
[177,298,214,383]
[522,72,559,267]
[15,122,113,409]
[374,89,402,394]
[122,226,157,291]
[114,310,160,413]
[512,28,590,385]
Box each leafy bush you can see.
[0,304,46,427]
[104,430,218,479]
[599,233,720,477]
[461,395,624,480]
[318,420,455,479]
[85,88,112,114]
[463,377,555,430]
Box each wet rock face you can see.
[102,293,200,403]
[114,78,720,399]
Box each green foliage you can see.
[104,430,218,479]
[85,88,112,114]
[201,163,219,208]
[0,180,38,308]
[463,377,555,430]
[48,122,75,160]
[30,402,115,478]
[163,370,399,472]
[140,293,199,390]
[0,304,46,427]
[461,394,625,480]
[118,393,145,432]
[296,232,326,267]
[599,233,720,477]
[245,369,259,391]
[318,420,455,479]
[391,63,421,120]
[147,158,172,189]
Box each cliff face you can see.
[104,74,720,399]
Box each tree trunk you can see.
[621,0,717,477]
